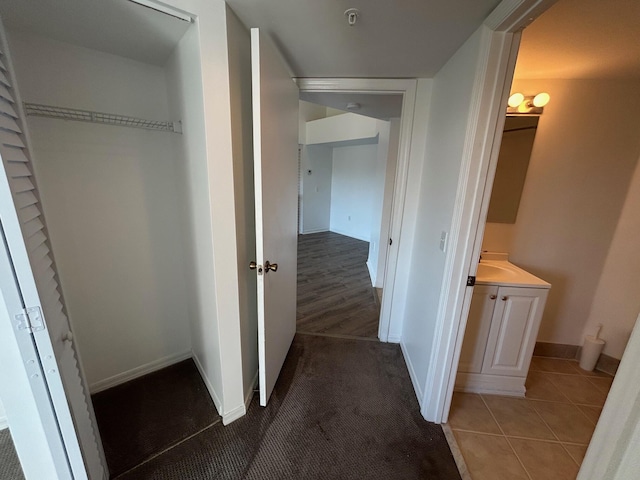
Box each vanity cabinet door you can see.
[482,287,548,377]
[458,285,498,373]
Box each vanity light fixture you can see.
[507,93,524,108]
[506,92,550,115]
[532,92,550,107]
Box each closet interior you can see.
[0,1,234,476]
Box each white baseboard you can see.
[191,353,223,416]
[387,334,402,343]
[244,369,259,411]
[222,403,246,426]
[329,227,369,242]
[455,372,526,397]
[301,227,328,234]
[400,340,423,407]
[0,416,7,430]
[192,354,249,425]
[366,260,376,286]
[89,350,192,394]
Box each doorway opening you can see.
[296,94,402,340]
[447,0,640,477]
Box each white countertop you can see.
[476,259,551,289]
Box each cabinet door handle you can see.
[489,295,497,300]
[501,296,508,301]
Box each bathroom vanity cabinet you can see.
[456,259,550,396]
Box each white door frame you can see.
[419,0,557,423]
[295,78,417,343]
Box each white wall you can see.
[367,121,390,285]
[165,0,247,422]
[0,399,6,430]
[482,79,640,354]
[226,5,258,405]
[387,79,433,342]
[368,118,400,287]
[582,157,640,359]
[165,14,236,420]
[306,113,378,146]
[298,100,327,144]
[400,27,485,401]
[8,31,191,389]
[330,144,379,241]
[300,144,333,233]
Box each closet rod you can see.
[23,102,182,134]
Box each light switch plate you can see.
[440,231,448,252]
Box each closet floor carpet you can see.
[115,334,461,480]
[297,232,380,338]
[92,359,220,478]
[0,429,24,480]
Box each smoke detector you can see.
[344,8,360,26]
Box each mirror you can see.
[487,116,539,223]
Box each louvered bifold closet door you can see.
[0,27,106,479]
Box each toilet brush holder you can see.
[579,335,605,371]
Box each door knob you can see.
[264,261,278,272]
[501,296,508,301]
[490,295,497,300]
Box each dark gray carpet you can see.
[0,429,24,480]
[118,335,461,479]
[92,359,220,478]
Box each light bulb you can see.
[508,93,524,108]
[533,92,550,107]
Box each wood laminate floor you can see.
[296,231,379,338]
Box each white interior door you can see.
[0,25,106,479]
[251,28,299,406]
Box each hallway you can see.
[297,232,380,338]
[105,335,460,479]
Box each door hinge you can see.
[15,306,46,333]
[466,276,476,287]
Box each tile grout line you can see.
[112,418,222,479]
[479,394,533,480]
[449,427,589,446]
[530,362,608,468]
[584,375,612,395]
[526,396,583,469]
[542,372,602,427]
[448,428,506,439]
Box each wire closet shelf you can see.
[23,102,182,133]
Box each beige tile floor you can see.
[447,356,614,480]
